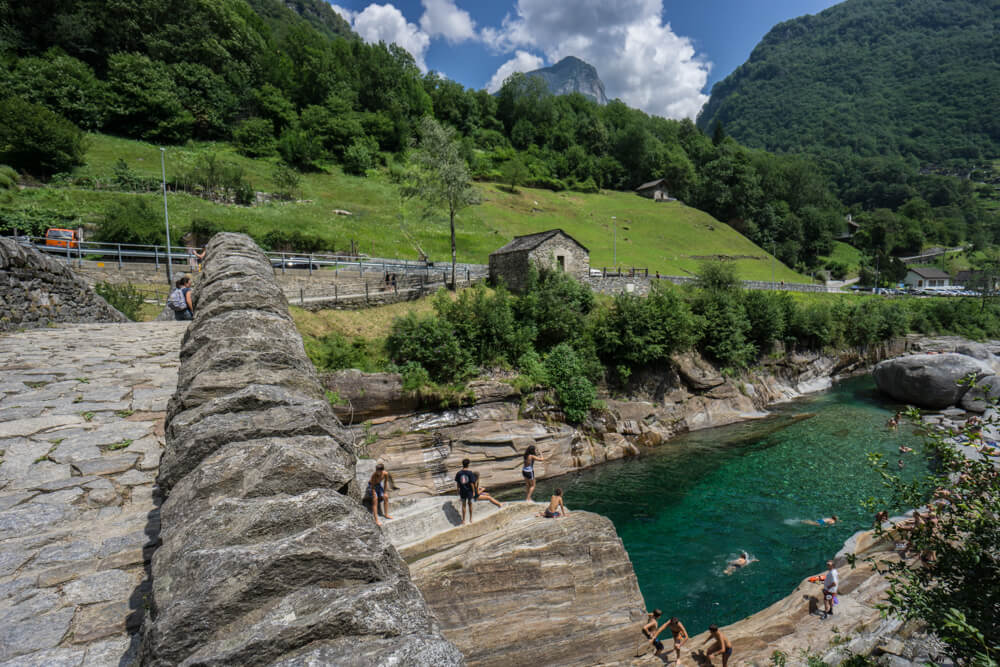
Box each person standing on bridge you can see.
[167,276,195,321]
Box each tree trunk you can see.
[450,208,457,291]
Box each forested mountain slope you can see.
[698,0,1000,164]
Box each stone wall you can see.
[529,235,590,283]
[0,238,127,331]
[585,273,832,297]
[141,233,462,665]
[488,249,531,292]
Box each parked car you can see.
[271,256,320,269]
[45,228,79,249]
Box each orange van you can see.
[45,228,79,249]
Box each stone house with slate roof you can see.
[635,178,674,201]
[489,229,589,292]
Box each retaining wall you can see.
[585,273,832,296]
[140,233,462,665]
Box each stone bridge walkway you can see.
[0,322,185,666]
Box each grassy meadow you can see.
[8,133,812,283]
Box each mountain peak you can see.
[525,56,608,105]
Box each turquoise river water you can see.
[504,376,928,632]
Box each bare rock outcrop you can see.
[0,237,127,331]
[873,353,992,409]
[141,233,462,666]
[400,504,646,667]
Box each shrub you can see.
[386,313,472,383]
[433,283,532,367]
[400,361,431,392]
[105,53,192,142]
[516,350,548,386]
[515,268,594,351]
[271,163,301,200]
[743,290,790,354]
[594,282,696,371]
[692,289,755,368]
[304,331,387,373]
[544,343,597,423]
[95,199,165,246]
[233,118,276,157]
[342,137,377,176]
[0,97,86,178]
[277,128,322,171]
[94,282,144,321]
[4,52,108,130]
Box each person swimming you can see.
[724,551,751,575]
[803,516,838,527]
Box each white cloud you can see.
[484,0,710,119]
[330,4,355,22]
[485,50,546,93]
[337,3,432,72]
[419,0,477,43]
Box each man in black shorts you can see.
[454,458,479,525]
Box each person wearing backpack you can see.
[168,276,194,321]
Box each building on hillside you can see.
[836,214,860,241]
[489,229,589,292]
[955,270,999,292]
[903,266,952,290]
[634,178,675,202]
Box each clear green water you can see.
[502,376,927,631]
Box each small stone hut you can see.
[635,178,674,201]
[489,229,589,292]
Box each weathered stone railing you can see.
[141,233,462,665]
[0,238,126,331]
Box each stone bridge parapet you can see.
[140,233,462,665]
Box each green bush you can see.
[4,52,108,130]
[105,53,192,142]
[95,199,165,246]
[743,290,790,354]
[233,118,277,157]
[544,343,597,423]
[303,331,387,373]
[94,282,144,321]
[400,361,431,392]
[342,137,377,176]
[271,163,301,200]
[277,128,322,171]
[514,268,594,351]
[594,282,696,371]
[0,97,86,178]
[433,283,532,367]
[386,313,472,383]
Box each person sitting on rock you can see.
[803,516,838,527]
[475,482,502,508]
[367,463,393,527]
[454,458,479,525]
[538,488,568,518]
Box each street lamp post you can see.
[612,216,617,268]
[160,148,174,286]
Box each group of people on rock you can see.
[641,611,732,666]
[365,444,566,527]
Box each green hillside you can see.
[698,0,1000,164]
[4,133,809,282]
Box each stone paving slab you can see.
[0,322,185,665]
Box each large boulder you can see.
[142,233,462,666]
[961,375,1000,413]
[406,508,646,667]
[873,353,992,409]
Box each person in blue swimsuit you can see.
[367,463,393,527]
[702,625,733,667]
[522,445,544,501]
[803,516,838,526]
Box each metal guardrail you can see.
[9,235,489,279]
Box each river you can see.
[501,376,928,632]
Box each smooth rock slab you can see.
[74,455,139,477]
[0,607,75,660]
[0,646,85,667]
[62,569,136,606]
[873,353,992,409]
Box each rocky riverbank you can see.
[322,340,908,500]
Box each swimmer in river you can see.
[802,516,838,527]
[899,445,913,453]
[724,551,750,575]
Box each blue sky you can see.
[331,0,842,120]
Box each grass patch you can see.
[107,439,132,451]
[81,411,95,422]
[5,132,811,283]
[115,409,134,418]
